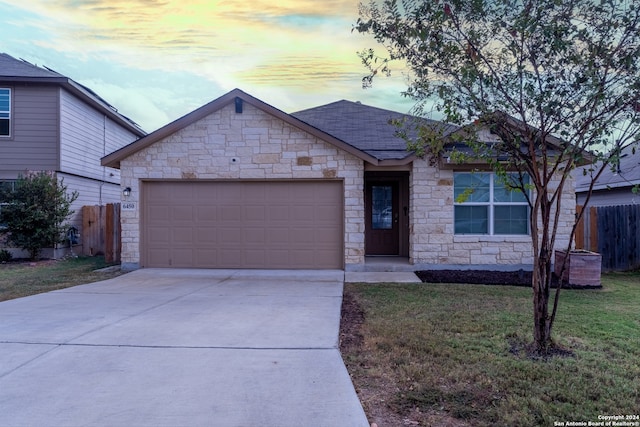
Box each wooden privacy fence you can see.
[81,203,121,264]
[575,204,640,271]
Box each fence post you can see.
[104,203,121,264]
[575,205,585,249]
[589,207,598,253]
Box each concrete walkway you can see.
[0,269,369,427]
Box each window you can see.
[0,88,10,137]
[371,185,393,229]
[454,172,529,235]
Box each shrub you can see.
[0,249,12,263]
[0,172,78,260]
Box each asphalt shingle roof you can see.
[575,144,640,192]
[292,100,457,161]
[0,53,63,78]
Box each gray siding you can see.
[59,89,137,183]
[0,85,59,172]
[577,187,640,207]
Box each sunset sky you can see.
[0,0,415,132]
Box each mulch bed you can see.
[415,269,534,286]
[415,269,600,289]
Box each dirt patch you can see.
[339,290,365,352]
[507,334,576,360]
[0,258,57,269]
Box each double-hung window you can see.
[454,172,529,235]
[0,88,10,137]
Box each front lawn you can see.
[340,272,640,427]
[0,256,124,302]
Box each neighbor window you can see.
[0,88,10,137]
[454,172,529,235]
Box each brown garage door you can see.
[142,181,343,269]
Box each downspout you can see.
[100,114,106,205]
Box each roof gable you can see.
[440,111,594,168]
[101,89,380,168]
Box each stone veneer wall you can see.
[119,102,365,269]
[410,158,576,269]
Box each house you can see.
[101,89,575,271]
[575,143,640,207]
[574,143,640,270]
[0,53,146,257]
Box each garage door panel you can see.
[171,227,194,244]
[171,248,196,266]
[290,206,314,218]
[266,228,289,244]
[245,249,266,266]
[146,248,170,265]
[196,206,218,222]
[315,228,340,244]
[219,250,242,267]
[221,206,242,221]
[244,205,266,220]
[195,228,218,243]
[195,249,219,266]
[143,181,343,269]
[171,206,195,222]
[269,206,290,221]
[244,228,266,244]
[289,227,313,244]
[244,185,268,200]
[147,228,170,245]
[219,228,242,245]
[147,206,170,221]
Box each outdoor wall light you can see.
[123,187,132,197]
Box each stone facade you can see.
[409,158,575,268]
[119,102,365,269]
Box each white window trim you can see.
[454,172,530,236]
[0,87,11,138]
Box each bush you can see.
[0,249,12,263]
[0,172,78,260]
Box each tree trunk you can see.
[531,197,555,354]
[532,252,553,353]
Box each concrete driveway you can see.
[0,269,369,427]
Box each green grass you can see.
[342,272,640,427]
[0,256,124,302]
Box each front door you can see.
[365,181,400,255]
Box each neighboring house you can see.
[575,143,640,207]
[102,88,575,271]
[0,53,146,257]
[574,144,640,270]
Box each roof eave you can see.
[63,79,146,137]
[376,154,417,166]
[1,75,145,137]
